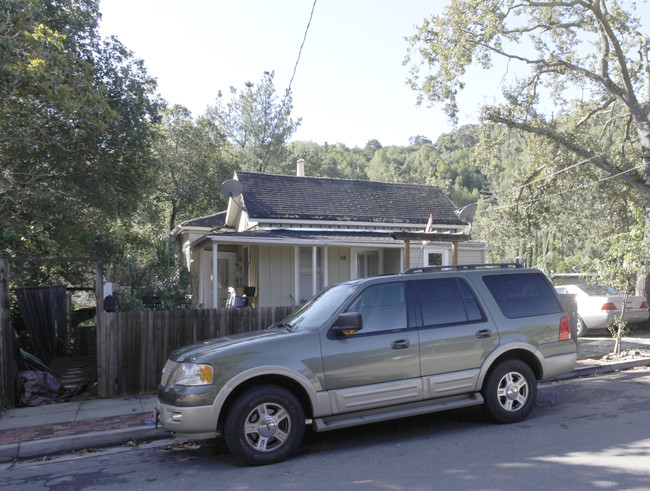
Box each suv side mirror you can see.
[332,312,363,336]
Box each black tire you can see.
[224,385,305,466]
[576,316,588,337]
[482,359,536,424]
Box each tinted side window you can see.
[483,273,562,319]
[412,277,485,327]
[346,282,407,333]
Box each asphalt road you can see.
[2,369,650,491]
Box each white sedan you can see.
[555,284,649,336]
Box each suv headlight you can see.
[173,363,213,386]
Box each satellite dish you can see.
[457,203,477,223]
[221,179,243,198]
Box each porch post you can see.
[212,242,218,308]
[452,241,459,265]
[323,246,329,287]
[403,239,411,271]
[294,246,300,306]
[312,246,317,297]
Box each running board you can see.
[312,393,484,432]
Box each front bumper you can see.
[156,400,221,440]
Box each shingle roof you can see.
[179,211,226,228]
[235,171,465,226]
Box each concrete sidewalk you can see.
[0,394,166,463]
[1,333,650,464]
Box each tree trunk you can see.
[614,291,629,357]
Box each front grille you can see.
[160,360,177,387]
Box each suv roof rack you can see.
[402,263,524,274]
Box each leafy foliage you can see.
[106,240,194,311]
[150,105,234,232]
[1,0,162,284]
[592,218,650,293]
[406,0,650,244]
[204,71,300,174]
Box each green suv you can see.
[156,264,576,465]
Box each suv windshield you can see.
[280,283,358,331]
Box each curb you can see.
[0,425,168,464]
[544,356,650,382]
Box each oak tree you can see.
[406,0,650,240]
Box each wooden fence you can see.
[96,306,298,398]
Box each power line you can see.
[477,164,644,214]
[257,0,317,173]
[474,132,645,208]
[286,0,317,105]
[474,148,618,206]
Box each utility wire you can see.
[471,132,645,213]
[257,0,317,173]
[476,163,644,214]
[473,150,609,205]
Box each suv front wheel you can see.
[224,385,305,466]
[482,359,536,424]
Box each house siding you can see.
[384,248,402,273]
[257,245,295,307]
[458,247,486,265]
[327,247,351,285]
[408,243,486,269]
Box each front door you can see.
[320,281,422,413]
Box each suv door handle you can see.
[475,329,492,339]
[391,339,410,350]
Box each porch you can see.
[193,230,484,308]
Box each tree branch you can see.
[487,111,644,191]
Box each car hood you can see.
[169,329,292,363]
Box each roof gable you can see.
[235,171,464,226]
[178,211,226,229]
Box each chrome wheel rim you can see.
[496,371,529,412]
[243,402,291,452]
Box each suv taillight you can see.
[601,302,617,311]
[559,316,570,340]
[641,301,648,309]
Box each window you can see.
[483,273,563,319]
[346,282,407,333]
[412,277,484,327]
[427,253,442,266]
[284,283,358,331]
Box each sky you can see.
[98,0,650,149]
[97,0,477,148]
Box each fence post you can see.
[95,262,107,397]
[0,258,14,408]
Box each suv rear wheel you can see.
[483,359,536,423]
[224,385,305,466]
